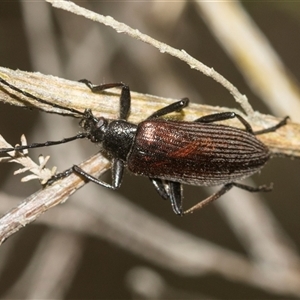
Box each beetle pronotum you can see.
[0,76,288,215]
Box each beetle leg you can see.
[150,178,169,200]
[150,179,183,215]
[194,112,254,133]
[147,98,189,120]
[47,158,124,189]
[79,79,124,92]
[168,181,184,216]
[79,79,131,120]
[47,167,74,185]
[183,184,234,215]
[232,182,273,192]
[72,165,117,189]
[184,181,273,215]
[71,159,124,189]
[253,116,289,135]
[110,159,124,188]
[195,112,289,136]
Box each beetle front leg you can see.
[72,159,124,190]
[79,79,131,120]
[47,167,74,185]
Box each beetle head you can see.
[80,109,108,143]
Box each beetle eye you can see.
[96,117,105,129]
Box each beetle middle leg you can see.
[150,178,169,200]
[150,178,183,215]
[150,180,234,215]
[147,98,189,120]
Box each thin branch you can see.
[0,153,110,244]
[0,67,299,157]
[0,65,299,244]
[45,0,254,115]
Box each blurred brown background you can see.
[0,1,300,299]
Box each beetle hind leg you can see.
[194,112,254,133]
[184,182,273,215]
[232,182,273,192]
[184,184,234,215]
[253,116,289,135]
[195,112,289,136]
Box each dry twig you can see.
[0,66,299,244]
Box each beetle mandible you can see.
[0,77,288,215]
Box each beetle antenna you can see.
[0,132,89,154]
[0,76,84,117]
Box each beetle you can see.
[0,76,288,215]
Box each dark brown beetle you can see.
[0,77,288,215]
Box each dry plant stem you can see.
[45,0,253,115]
[0,66,299,243]
[0,66,219,121]
[0,153,110,244]
[0,67,299,157]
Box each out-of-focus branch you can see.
[196,2,300,120]
[2,192,300,296]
